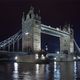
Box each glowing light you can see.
[73,57,76,60]
[56,51,59,54]
[77,56,80,59]
[74,61,76,71]
[54,61,57,71]
[70,42,74,53]
[25,32,29,35]
[35,54,38,59]
[74,61,77,79]
[48,25,51,28]
[45,45,48,51]
[56,27,59,30]
[41,54,45,60]
[13,62,19,79]
[54,57,56,60]
[15,56,18,60]
[14,62,18,71]
[35,64,39,74]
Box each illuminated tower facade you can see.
[60,24,74,54]
[22,7,41,53]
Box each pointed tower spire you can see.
[28,6,35,19]
[22,12,25,22]
[30,6,34,11]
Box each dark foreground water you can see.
[0,61,79,80]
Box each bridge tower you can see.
[60,24,74,54]
[22,7,41,53]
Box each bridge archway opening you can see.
[41,33,60,53]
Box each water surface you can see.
[0,61,79,80]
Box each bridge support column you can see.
[22,7,41,53]
[60,25,74,61]
[60,35,70,54]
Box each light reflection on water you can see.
[74,61,77,80]
[35,64,39,74]
[54,61,61,80]
[13,62,60,80]
[14,62,18,72]
[0,61,79,80]
[13,62,19,80]
[45,62,54,80]
[35,64,45,80]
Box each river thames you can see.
[0,60,79,80]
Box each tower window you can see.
[29,14,31,18]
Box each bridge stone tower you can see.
[60,24,74,54]
[22,7,41,53]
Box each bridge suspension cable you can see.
[73,39,80,53]
[0,30,22,51]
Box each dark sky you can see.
[0,0,80,47]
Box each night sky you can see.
[0,0,80,51]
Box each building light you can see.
[35,54,38,59]
[56,51,59,54]
[54,57,56,60]
[48,25,51,28]
[15,56,18,60]
[77,56,80,59]
[73,57,76,60]
[25,32,29,35]
[41,54,45,60]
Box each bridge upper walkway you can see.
[41,24,70,37]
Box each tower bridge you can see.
[0,7,80,61]
[21,7,74,56]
